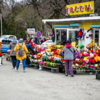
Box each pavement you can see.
[0,59,100,100]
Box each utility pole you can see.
[0,13,2,36]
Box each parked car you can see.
[41,40,54,48]
[0,35,17,42]
[1,39,12,53]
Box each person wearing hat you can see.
[25,37,34,48]
[63,40,74,77]
[14,38,28,72]
[9,39,17,69]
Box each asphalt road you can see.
[0,60,100,100]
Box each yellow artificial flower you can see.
[83,57,87,61]
[95,64,98,68]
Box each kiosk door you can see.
[55,28,68,44]
[93,29,100,46]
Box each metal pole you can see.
[1,14,2,36]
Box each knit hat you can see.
[19,38,23,43]
[27,37,30,40]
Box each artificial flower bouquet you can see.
[42,62,47,66]
[46,62,56,68]
[7,50,11,54]
[85,64,100,70]
[30,59,42,65]
[53,57,62,63]
[73,63,85,70]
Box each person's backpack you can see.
[17,43,24,57]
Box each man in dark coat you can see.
[61,31,66,45]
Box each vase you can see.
[0,57,2,65]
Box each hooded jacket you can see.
[14,43,28,61]
[63,44,74,60]
[9,41,17,56]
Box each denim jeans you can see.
[11,56,16,68]
[16,59,26,70]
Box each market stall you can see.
[6,1,100,76]
[41,1,100,74]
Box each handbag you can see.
[26,56,30,64]
[68,48,75,60]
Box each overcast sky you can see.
[16,0,22,2]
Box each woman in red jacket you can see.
[25,37,34,48]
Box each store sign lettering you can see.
[65,1,94,16]
[66,4,93,15]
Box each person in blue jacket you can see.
[25,42,35,54]
[25,42,35,67]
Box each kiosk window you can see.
[56,30,60,43]
[69,31,78,44]
[95,31,99,45]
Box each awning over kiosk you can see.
[90,25,100,28]
[70,23,79,27]
[53,25,69,28]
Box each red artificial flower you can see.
[82,64,85,66]
[78,65,80,68]
[53,49,57,55]
[62,59,65,62]
[88,65,90,67]
[50,57,54,61]
[92,59,95,64]
[0,53,3,56]
[43,62,46,66]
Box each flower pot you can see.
[96,74,100,80]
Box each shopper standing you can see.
[25,37,34,48]
[63,40,74,77]
[9,40,17,69]
[14,38,28,72]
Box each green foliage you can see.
[1,4,42,39]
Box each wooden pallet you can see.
[30,64,39,69]
[40,65,59,73]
